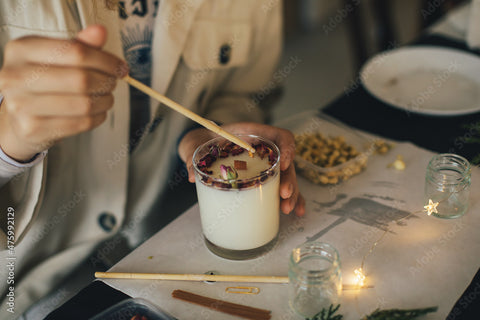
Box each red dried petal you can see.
[231,148,245,156]
[209,145,220,158]
[198,154,216,168]
[213,181,232,189]
[253,143,270,159]
[219,151,229,158]
[268,149,277,165]
[223,142,236,153]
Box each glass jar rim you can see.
[426,153,471,185]
[192,134,281,185]
[289,242,340,282]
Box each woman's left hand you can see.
[178,122,306,217]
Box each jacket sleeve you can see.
[0,158,45,248]
[201,1,283,125]
[0,146,48,188]
[0,157,25,188]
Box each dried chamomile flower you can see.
[372,139,393,154]
[388,155,406,170]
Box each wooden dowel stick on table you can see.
[122,75,255,154]
[95,272,289,283]
[95,272,373,290]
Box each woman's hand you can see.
[0,25,128,161]
[178,122,306,217]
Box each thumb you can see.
[76,24,107,49]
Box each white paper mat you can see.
[103,141,480,319]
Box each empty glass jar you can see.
[288,242,342,318]
[424,153,471,219]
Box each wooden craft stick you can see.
[95,272,374,290]
[172,289,271,320]
[122,75,255,154]
[94,272,289,283]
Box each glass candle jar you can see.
[193,135,280,260]
[424,153,471,219]
[288,242,342,318]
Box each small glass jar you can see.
[424,153,471,219]
[288,242,342,318]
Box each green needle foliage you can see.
[362,306,438,320]
[460,121,480,165]
[307,304,343,320]
[306,305,438,320]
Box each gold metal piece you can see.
[225,286,260,294]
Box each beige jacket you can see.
[0,0,281,317]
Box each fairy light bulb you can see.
[354,268,366,287]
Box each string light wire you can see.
[353,200,440,287]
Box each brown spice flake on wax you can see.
[234,160,247,170]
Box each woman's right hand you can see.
[0,25,128,162]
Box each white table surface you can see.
[102,139,480,320]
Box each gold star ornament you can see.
[424,199,439,216]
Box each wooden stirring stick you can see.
[122,75,255,154]
[95,272,289,283]
[95,272,373,289]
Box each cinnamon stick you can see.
[172,289,271,320]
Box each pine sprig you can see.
[472,154,480,166]
[362,306,438,320]
[462,121,480,131]
[460,121,480,165]
[305,305,438,320]
[307,304,343,320]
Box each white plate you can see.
[360,46,480,116]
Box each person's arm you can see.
[0,25,127,162]
[0,93,46,186]
[0,25,127,243]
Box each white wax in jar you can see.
[195,152,280,251]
